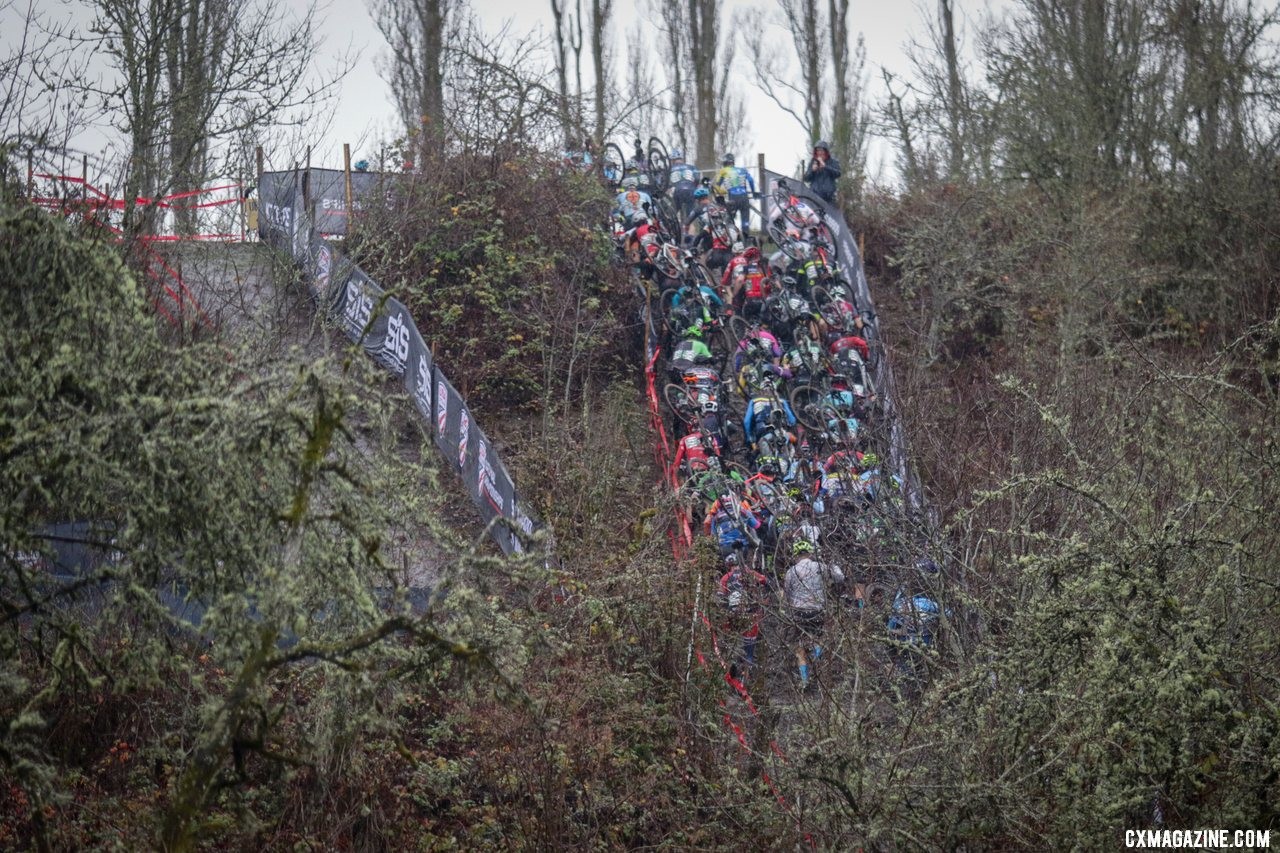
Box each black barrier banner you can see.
[337,266,384,343]
[308,234,336,303]
[374,298,413,378]
[404,324,434,425]
[258,170,301,251]
[307,169,390,236]
[432,367,464,468]
[264,168,545,557]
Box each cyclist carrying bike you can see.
[713,152,757,236]
[718,553,770,684]
[739,364,798,449]
[704,491,763,555]
[784,539,844,689]
[722,244,769,320]
[732,326,786,375]
[669,148,700,221]
[673,426,722,477]
[614,176,652,228]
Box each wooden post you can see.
[757,153,767,237]
[26,149,33,199]
[343,143,353,229]
[255,145,264,187]
[859,232,866,260]
[303,145,311,212]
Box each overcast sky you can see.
[308,0,1010,183]
[3,0,1010,185]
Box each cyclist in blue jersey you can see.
[613,176,652,228]
[669,148,700,221]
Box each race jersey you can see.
[715,166,755,198]
[723,256,769,298]
[785,557,845,612]
[670,163,699,187]
[674,432,716,472]
[615,188,652,220]
[829,334,870,362]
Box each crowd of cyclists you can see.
[592,138,945,694]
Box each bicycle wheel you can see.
[770,186,792,223]
[663,383,698,424]
[600,142,626,188]
[809,285,836,311]
[724,313,750,349]
[810,222,838,259]
[769,219,803,260]
[653,196,680,236]
[647,137,670,194]
[822,278,857,305]
[790,382,834,432]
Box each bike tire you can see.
[810,222,838,259]
[809,285,836,311]
[790,383,833,432]
[769,219,803,260]
[663,383,699,425]
[601,142,626,188]
[647,137,670,194]
[653,196,680,236]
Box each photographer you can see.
[802,140,841,204]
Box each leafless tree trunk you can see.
[373,0,451,158]
[939,0,964,179]
[688,0,720,165]
[743,1,821,142]
[550,0,573,145]
[571,0,585,140]
[828,2,868,198]
[589,0,612,148]
[660,0,690,156]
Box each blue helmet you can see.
[693,187,710,199]
[671,147,684,160]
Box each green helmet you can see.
[792,539,814,556]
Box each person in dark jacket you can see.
[802,140,841,204]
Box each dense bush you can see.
[347,152,636,412]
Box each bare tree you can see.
[938,0,965,178]
[744,0,823,140]
[617,22,660,142]
[84,0,334,234]
[442,20,562,160]
[659,0,692,156]
[589,0,612,147]
[550,0,573,144]
[744,0,866,191]
[0,1,97,168]
[373,0,454,158]
[688,0,721,165]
